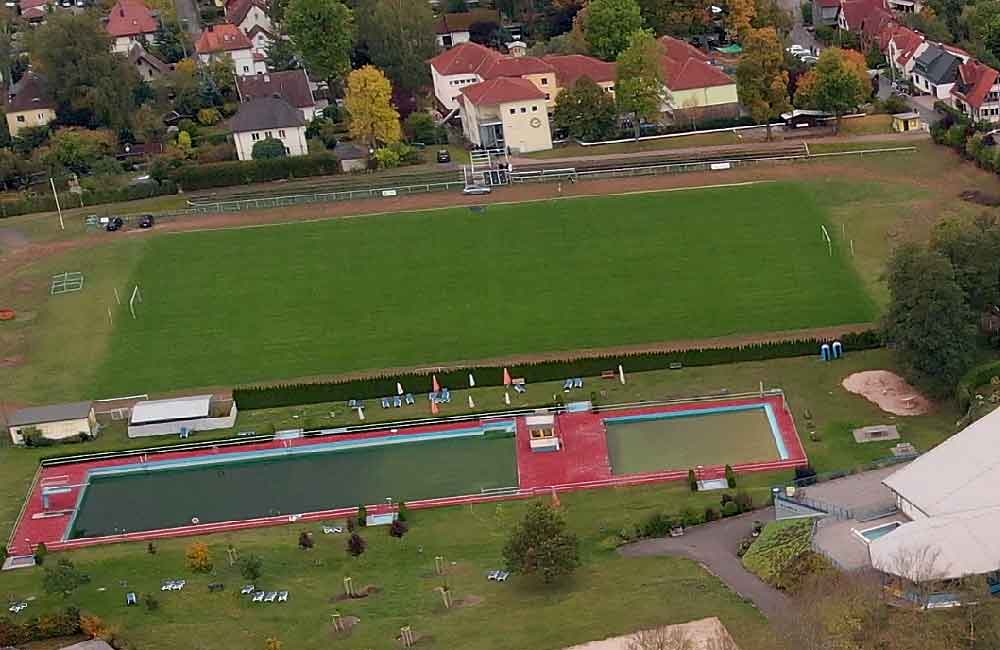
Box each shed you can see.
[780,109,832,128]
[8,401,96,445]
[333,142,369,172]
[891,112,921,132]
[128,394,238,438]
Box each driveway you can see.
[618,508,791,621]
[907,94,943,125]
[174,0,202,39]
[778,0,816,51]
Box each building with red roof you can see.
[225,0,273,52]
[952,60,1000,123]
[428,41,557,112]
[658,36,739,122]
[106,0,158,54]
[195,23,265,75]
[458,77,551,152]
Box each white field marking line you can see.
[165,180,778,236]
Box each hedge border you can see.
[234,330,881,410]
[956,359,1000,410]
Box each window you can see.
[541,77,548,85]
[243,65,250,73]
[279,129,286,138]
[16,115,24,122]
[520,107,526,113]
[265,131,272,138]
[510,108,516,114]
[545,93,550,100]
[38,113,45,119]
[531,105,538,111]
[251,132,260,141]
[443,34,453,47]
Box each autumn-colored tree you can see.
[185,541,212,573]
[265,638,283,650]
[793,48,868,131]
[615,30,664,140]
[345,65,402,148]
[80,614,112,640]
[725,0,756,40]
[736,27,790,140]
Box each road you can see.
[619,509,792,622]
[173,0,202,41]
[779,0,816,51]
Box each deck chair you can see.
[496,571,510,582]
[563,379,573,391]
[513,383,526,394]
[573,377,583,389]
[381,397,390,408]
[241,585,255,595]
[277,591,289,602]
[405,393,415,405]
[252,591,265,602]
[126,592,137,606]
[264,592,278,603]
[487,570,499,580]
[393,396,402,408]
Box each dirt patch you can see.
[331,584,380,602]
[842,370,931,416]
[455,594,484,608]
[959,189,1000,206]
[0,228,29,251]
[0,354,25,368]
[329,615,361,639]
[562,617,738,650]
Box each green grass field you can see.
[71,434,517,539]
[93,182,874,394]
[605,408,779,475]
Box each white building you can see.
[459,77,552,153]
[951,59,1000,123]
[910,43,969,100]
[128,394,237,438]
[228,96,308,160]
[195,23,265,75]
[105,0,158,55]
[8,401,96,445]
[225,0,273,51]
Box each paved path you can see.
[618,508,792,621]
[778,0,816,52]
[173,0,202,39]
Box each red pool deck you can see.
[7,395,806,558]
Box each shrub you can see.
[679,506,702,527]
[741,519,813,588]
[168,152,340,191]
[373,146,401,169]
[346,516,356,533]
[687,468,698,492]
[735,491,754,513]
[640,511,674,538]
[252,137,287,160]
[185,542,212,572]
[725,464,736,488]
[704,506,719,522]
[239,553,263,580]
[143,594,159,612]
[502,501,580,582]
[233,330,881,409]
[357,505,367,527]
[389,519,408,538]
[298,531,314,549]
[722,501,739,517]
[33,541,48,565]
[346,533,366,557]
[397,501,408,522]
[197,108,222,126]
[147,542,156,555]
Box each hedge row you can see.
[0,180,177,219]
[956,359,1000,410]
[234,330,882,410]
[0,608,81,646]
[169,152,341,191]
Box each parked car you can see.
[462,185,491,195]
[787,45,809,56]
[138,214,155,229]
[800,55,819,65]
[436,149,451,163]
[105,217,124,232]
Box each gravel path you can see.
[619,508,792,621]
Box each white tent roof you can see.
[869,506,1000,581]
[882,407,1000,517]
[130,395,212,424]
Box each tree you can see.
[883,243,976,397]
[397,501,409,522]
[553,76,617,141]
[389,518,408,538]
[931,214,1000,312]
[265,36,300,72]
[961,0,1000,65]
[752,0,792,33]
[355,0,437,94]
[725,0,756,41]
[404,112,439,144]
[285,0,354,83]
[446,0,468,11]
[794,48,866,132]
[905,8,952,43]
[151,20,190,63]
[469,20,505,47]
[239,554,263,581]
[585,0,643,60]
[39,128,115,175]
[502,501,580,583]
[186,541,213,572]
[346,532,367,557]
[32,12,139,131]
[297,530,314,549]
[252,137,288,159]
[33,541,48,565]
[736,27,790,140]
[688,468,698,491]
[725,464,737,488]
[43,558,90,597]
[615,30,663,140]
[345,65,401,147]
[626,625,696,650]
[639,0,711,36]
[356,504,368,527]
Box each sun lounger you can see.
[573,377,583,389]
[252,591,265,602]
[487,570,499,580]
[322,525,343,534]
[8,602,27,613]
[174,580,186,591]
[347,399,358,408]
[277,591,289,602]
[441,388,451,402]
[126,592,137,606]
[393,396,402,408]
[563,379,573,391]
[513,384,526,394]
[241,585,255,595]
[264,591,278,603]
[405,393,415,405]
[381,398,390,408]
[496,571,510,582]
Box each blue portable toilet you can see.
[832,341,843,359]
[820,343,831,361]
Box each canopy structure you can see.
[130,395,213,425]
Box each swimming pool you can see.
[856,521,901,542]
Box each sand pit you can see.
[562,617,738,650]
[842,371,931,416]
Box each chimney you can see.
[263,74,270,82]
[119,7,124,15]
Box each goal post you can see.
[129,284,142,319]
[820,225,832,257]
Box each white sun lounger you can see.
[322,526,343,535]
[172,580,186,591]
[496,571,510,582]
[264,591,278,603]
[252,591,265,602]
[240,585,255,595]
[487,570,499,580]
[277,591,288,602]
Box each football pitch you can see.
[96,182,875,393]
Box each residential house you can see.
[227,96,307,160]
[20,0,53,24]
[225,0,273,51]
[813,0,841,26]
[7,401,95,445]
[885,25,925,80]
[236,69,318,121]
[951,59,1000,123]
[5,71,56,137]
[128,43,173,81]
[428,41,557,113]
[459,77,552,152]
[658,36,739,122]
[195,23,265,75]
[106,0,158,55]
[332,141,369,172]
[434,8,503,49]
[911,43,967,99]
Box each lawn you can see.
[605,407,779,475]
[70,434,518,539]
[92,182,874,395]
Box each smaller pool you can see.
[857,521,901,542]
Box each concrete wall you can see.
[128,403,238,438]
[499,98,552,153]
[896,494,927,520]
[233,125,308,161]
[9,413,96,445]
[6,108,56,137]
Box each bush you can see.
[234,330,881,409]
[373,146,401,169]
[704,506,719,522]
[143,594,159,612]
[185,542,212,573]
[687,468,698,492]
[389,519,408,538]
[735,491,754,513]
[722,501,739,517]
[252,137,288,160]
[239,553,263,580]
[800,0,812,25]
[298,531,314,549]
[397,501,408,522]
[0,607,81,646]
[346,533,366,557]
[725,464,736,488]
[168,152,340,191]
[356,504,367,527]
[956,359,1000,409]
[33,542,48,565]
[679,506,702,527]
[640,511,675,538]
[197,108,222,126]
[741,519,813,589]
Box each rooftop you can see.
[428,41,552,79]
[542,54,616,86]
[225,0,267,27]
[227,96,306,132]
[914,43,962,85]
[105,0,157,38]
[195,23,252,54]
[8,401,93,427]
[237,69,315,109]
[434,8,501,34]
[6,71,56,113]
[953,59,999,109]
[460,76,545,106]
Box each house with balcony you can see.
[951,60,1000,123]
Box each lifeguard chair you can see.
[526,415,560,452]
